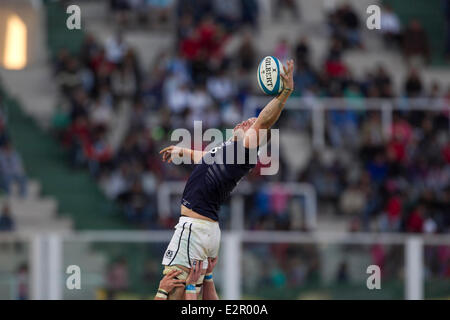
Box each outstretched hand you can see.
[159,145,183,163]
[280,59,294,91]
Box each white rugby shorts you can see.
[162,216,221,270]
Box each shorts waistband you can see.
[179,215,218,225]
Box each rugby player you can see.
[158,59,294,300]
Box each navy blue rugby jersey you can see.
[181,139,258,221]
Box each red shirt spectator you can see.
[391,118,413,143]
[387,139,406,163]
[84,140,112,162]
[442,143,450,164]
[180,30,201,61]
[64,116,91,147]
[197,17,218,54]
[386,196,402,222]
[407,207,425,233]
[325,59,347,78]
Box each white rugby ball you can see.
[257,56,284,95]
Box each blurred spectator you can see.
[402,19,430,65]
[270,183,290,229]
[207,70,236,103]
[293,60,316,96]
[56,57,83,97]
[373,65,393,98]
[274,38,291,64]
[328,3,362,49]
[404,68,423,97]
[236,30,257,72]
[0,143,27,197]
[16,263,28,300]
[147,0,174,26]
[106,257,129,299]
[105,31,129,65]
[89,96,114,129]
[380,4,402,48]
[378,193,403,232]
[241,0,259,29]
[85,128,113,177]
[0,106,10,148]
[336,261,349,283]
[339,182,366,216]
[118,180,155,226]
[406,204,426,233]
[0,203,14,231]
[273,0,300,21]
[324,38,347,79]
[294,36,310,66]
[212,0,242,31]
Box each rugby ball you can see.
[257,56,284,95]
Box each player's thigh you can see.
[208,223,221,258]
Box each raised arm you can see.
[202,257,219,300]
[160,145,206,164]
[185,261,203,300]
[243,59,294,148]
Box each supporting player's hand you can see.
[280,59,294,91]
[186,260,203,285]
[206,257,218,274]
[159,270,185,292]
[159,145,184,163]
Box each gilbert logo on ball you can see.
[257,56,284,95]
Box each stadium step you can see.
[317,215,351,233]
[0,176,75,232]
[0,66,57,129]
[17,218,73,232]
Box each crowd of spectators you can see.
[243,239,450,297]
[109,0,259,31]
[48,1,449,234]
[50,0,261,228]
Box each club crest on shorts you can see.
[165,250,173,259]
